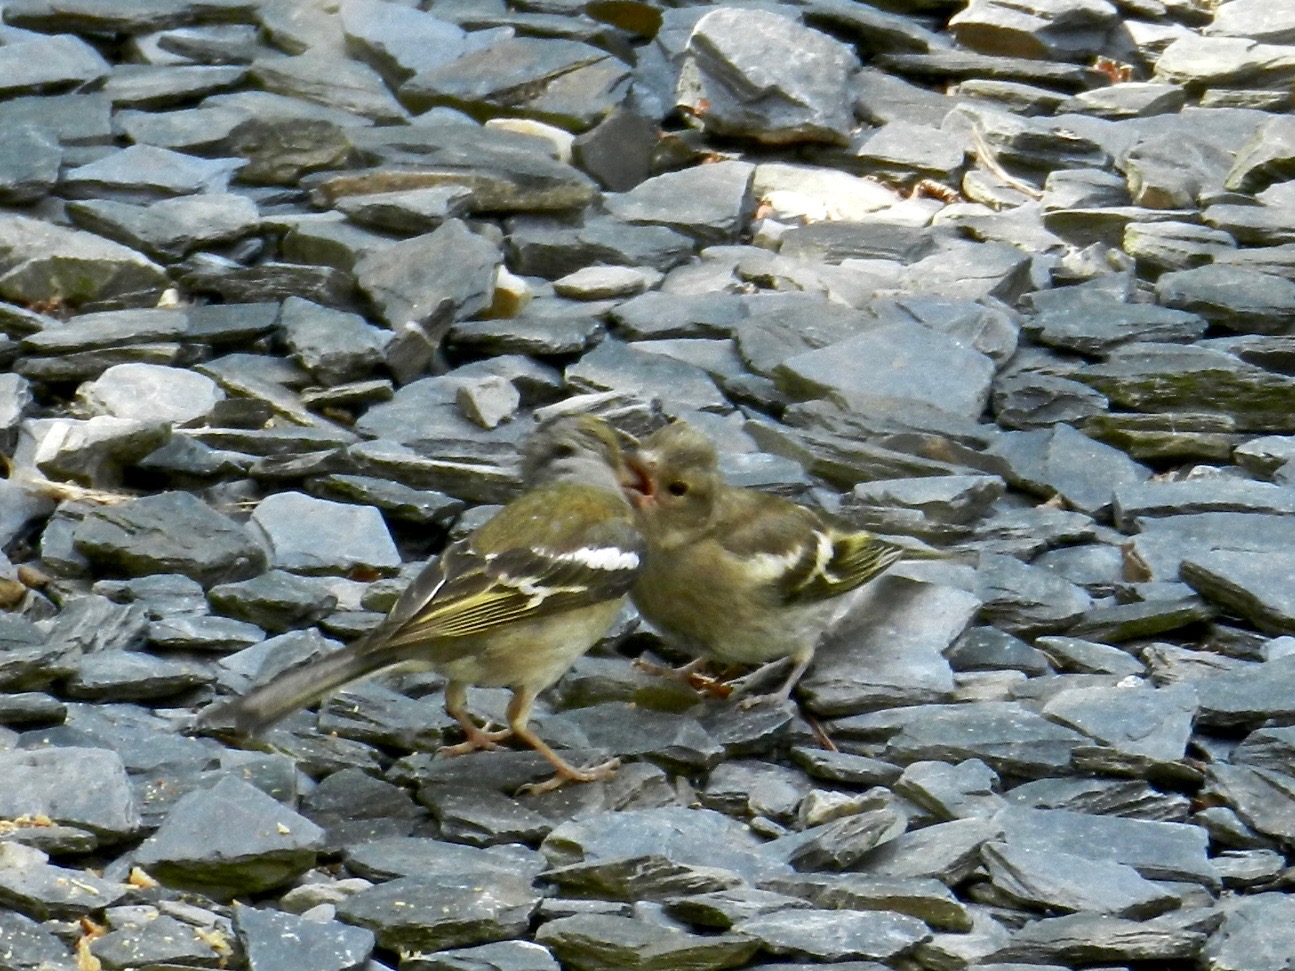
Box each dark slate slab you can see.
[72,491,267,586]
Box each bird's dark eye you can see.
[667,481,689,496]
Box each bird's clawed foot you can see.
[439,723,512,757]
[518,757,622,796]
[634,655,734,698]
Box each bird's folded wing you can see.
[358,519,644,656]
[715,503,909,606]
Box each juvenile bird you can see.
[624,421,930,706]
[199,414,644,793]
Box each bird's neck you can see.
[531,454,628,499]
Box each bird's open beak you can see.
[622,451,655,511]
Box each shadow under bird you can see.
[623,421,946,706]
[197,414,644,794]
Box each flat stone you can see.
[77,363,223,425]
[399,36,630,131]
[234,903,375,971]
[777,322,996,420]
[734,909,929,963]
[1181,549,1295,634]
[0,212,168,307]
[73,491,267,586]
[1203,892,1295,971]
[677,8,857,146]
[604,160,754,245]
[250,491,400,576]
[354,218,500,337]
[838,701,1088,779]
[982,841,1180,918]
[338,873,542,953]
[135,774,324,898]
[1156,264,1295,334]
[991,910,1212,964]
[986,423,1151,515]
[800,577,976,716]
[991,806,1217,887]
[0,747,139,845]
[0,31,110,96]
[535,914,758,971]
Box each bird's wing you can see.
[361,517,643,658]
[713,494,909,607]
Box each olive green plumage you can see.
[200,414,644,791]
[626,421,933,705]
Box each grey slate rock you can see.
[800,576,975,716]
[1202,892,1295,971]
[62,143,241,200]
[777,322,996,420]
[134,774,325,898]
[735,909,929,963]
[542,807,787,884]
[337,872,541,953]
[419,784,551,847]
[336,185,472,234]
[894,759,1005,821]
[975,554,1092,636]
[992,371,1109,430]
[340,0,476,87]
[1181,549,1295,635]
[544,855,743,904]
[982,841,1180,918]
[604,160,754,244]
[990,909,1212,964]
[1156,264,1295,334]
[534,914,758,971]
[838,701,1088,779]
[403,941,559,971]
[0,910,70,970]
[0,212,169,307]
[65,651,211,701]
[279,296,389,386]
[77,363,224,426]
[1023,291,1207,356]
[0,850,129,920]
[677,8,857,146]
[234,902,374,971]
[354,218,500,335]
[0,125,61,204]
[991,806,1217,887]
[949,0,1118,61]
[67,193,259,261]
[73,491,267,586]
[208,569,339,633]
[566,339,729,416]
[250,491,400,576]
[306,474,464,527]
[89,912,227,970]
[399,36,631,131]
[1042,682,1196,761]
[947,627,1051,676]
[1191,654,1295,729]
[0,747,140,845]
[986,422,1151,515]
[1202,762,1295,845]
[0,30,110,96]
[506,214,694,279]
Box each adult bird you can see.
[624,421,935,706]
[199,414,644,793]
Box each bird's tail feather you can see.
[196,638,403,736]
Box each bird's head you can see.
[623,421,720,539]
[521,413,639,491]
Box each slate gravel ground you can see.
[2,0,1295,969]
